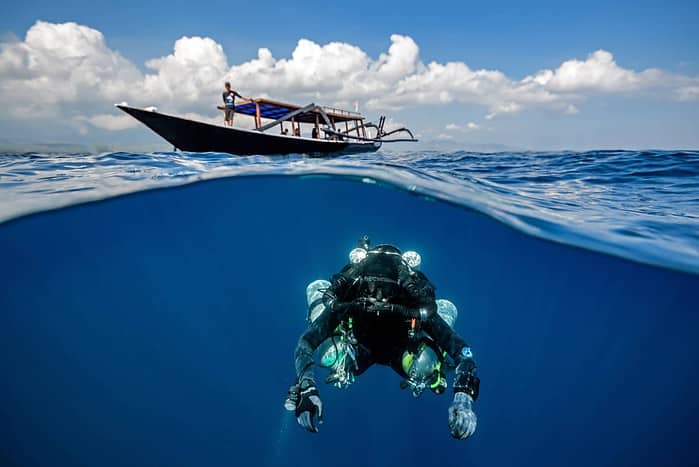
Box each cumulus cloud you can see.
[1,20,698,133]
[531,50,669,93]
[143,36,229,105]
[0,21,141,119]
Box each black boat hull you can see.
[118,106,381,156]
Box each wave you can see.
[0,150,697,274]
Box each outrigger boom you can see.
[322,116,417,143]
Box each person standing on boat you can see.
[284,236,480,440]
[222,82,251,127]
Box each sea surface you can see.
[1,149,698,467]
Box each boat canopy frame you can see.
[256,103,334,132]
[233,98,362,125]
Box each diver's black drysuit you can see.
[294,245,480,400]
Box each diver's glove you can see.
[448,391,477,440]
[286,378,323,433]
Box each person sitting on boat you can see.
[284,236,480,440]
[222,82,252,127]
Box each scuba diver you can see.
[284,236,480,440]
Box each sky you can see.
[1,0,698,151]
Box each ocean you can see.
[0,150,697,467]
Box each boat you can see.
[116,97,417,156]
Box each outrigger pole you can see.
[322,128,418,143]
[323,116,418,143]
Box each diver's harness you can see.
[330,279,429,351]
[332,297,428,320]
[324,291,448,396]
[332,273,431,318]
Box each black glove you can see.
[285,378,323,433]
[453,356,480,401]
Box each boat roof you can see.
[234,98,363,123]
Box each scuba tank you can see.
[306,279,358,388]
[306,279,331,323]
[315,321,358,388]
[436,299,458,327]
[400,342,447,397]
[400,300,458,397]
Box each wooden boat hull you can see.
[118,105,381,156]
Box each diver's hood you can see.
[370,244,402,255]
[362,247,404,278]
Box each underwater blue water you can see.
[0,150,698,466]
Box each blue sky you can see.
[1,0,698,150]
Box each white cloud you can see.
[675,85,699,102]
[446,122,481,131]
[143,36,229,106]
[1,20,697,133]
[81,113,139,130]
[0,21,142,119]
[564,104,580,115]
[530,50,660,93]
